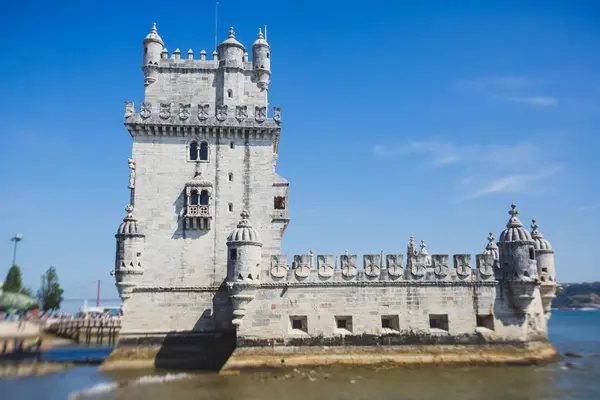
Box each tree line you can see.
[2,265,64,311]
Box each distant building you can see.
[106,24,559,371]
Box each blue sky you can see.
[0,1,599,304]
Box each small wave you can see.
[68,373,191,398]
[67,382,118,399]
[135,372,190,384]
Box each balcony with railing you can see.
[184,205,212,230]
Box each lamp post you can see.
[10,233,23,267]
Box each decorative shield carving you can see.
[216,105,228,121]
[340,255,357,277]
[386,254,404,277]
[140,102,152,119]
[454,254,472,279]
[124,101,135,118]
[476,254,495,279]
[364,255,381,277]
[317,255,334,278]
[255,106,267,122]
[159,103,171,119]
[293,255,311,278]
[198,104,210,120]
[270,255,288,278]
[179,103,191,120]
[432,255,449,278]
[236,105,248,121]
[273,106,281,123]
[410,260,427,278]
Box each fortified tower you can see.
[115,23,289,339]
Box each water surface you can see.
[1,310,599,400]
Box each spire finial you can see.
[151,22,157,34]
[509,203,518,217]
[488,232,494,243]
[506,203,524,228]
[125,204,134,214]
[531,219,538,230]
[257,28,264,39]
[228,26,235,39]
[420,239,426,249]
[240,209,249,220]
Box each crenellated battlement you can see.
[264,252,497,284]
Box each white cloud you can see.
[460,76,558,108]
[580,203,600,211]
[503,96,558,107]
[373,139,563,200]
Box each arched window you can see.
[189,141,198,161]
[190,190,199,205]
[200,190,209,205]
[200,142,208,161]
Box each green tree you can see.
[3,265,24,293]
[37,266,64,311]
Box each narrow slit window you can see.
[229,249,237,260]
[228,203,233,212]
[228,173,233,182]
[529,247,535,260]
[230,141,235,149]
[227,89,233,98]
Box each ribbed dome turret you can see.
[143,22,164,46]
[116,205,143,236]
[499,204,533,242]
[227,209,262,244]
[253,28,269,47]
[483,232,499,259]
[531,219,553,251]
[218,27,246,51]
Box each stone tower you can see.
[115,23,289,337]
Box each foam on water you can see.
[68,373,191,399]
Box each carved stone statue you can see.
[128,158,136,189]
[124,101,135,118]
[273,106,281,122]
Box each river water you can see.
[1,310,599,400]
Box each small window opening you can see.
[228,203,233,212]
[248,274,253,279]
[476,315,495,331]
[190,190,199,205]
[238,273,243,280]
[274,196,286,210]
[136,252,142,257]
[229,249,237,260]
[335,316,352,333]
[227,89,233,98]
[144,47,148,54]
[266,52,270,59]
[228,173,233,182]
[381,315,399,331]
[290,316,307,333]
[524,271,530,277]
[230,141,235,149]
[529,247,535,260]
[429,314,449,331]
[541,267,548,273]
[200,142,208,161]
[189,141,198,161]
[199,190,209,205]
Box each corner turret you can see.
[217,27,246,69]
[497,203,539,312]
[142,22,164,86]
[226,210,263,328]
[531,219,558,315]
[252,28,271,90]
[111,205,145,303]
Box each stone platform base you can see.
[100,333,560,371]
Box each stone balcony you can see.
[184,205,212,230]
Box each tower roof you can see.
[531,219,553,251]
[117,205,143,236]
[418,240,429,256]
[143,22,164,46]
[227,210,262,244]
[253,28,269,47]
[499,203,533,243]
[217,27,246,51]
[483,232,499,259]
